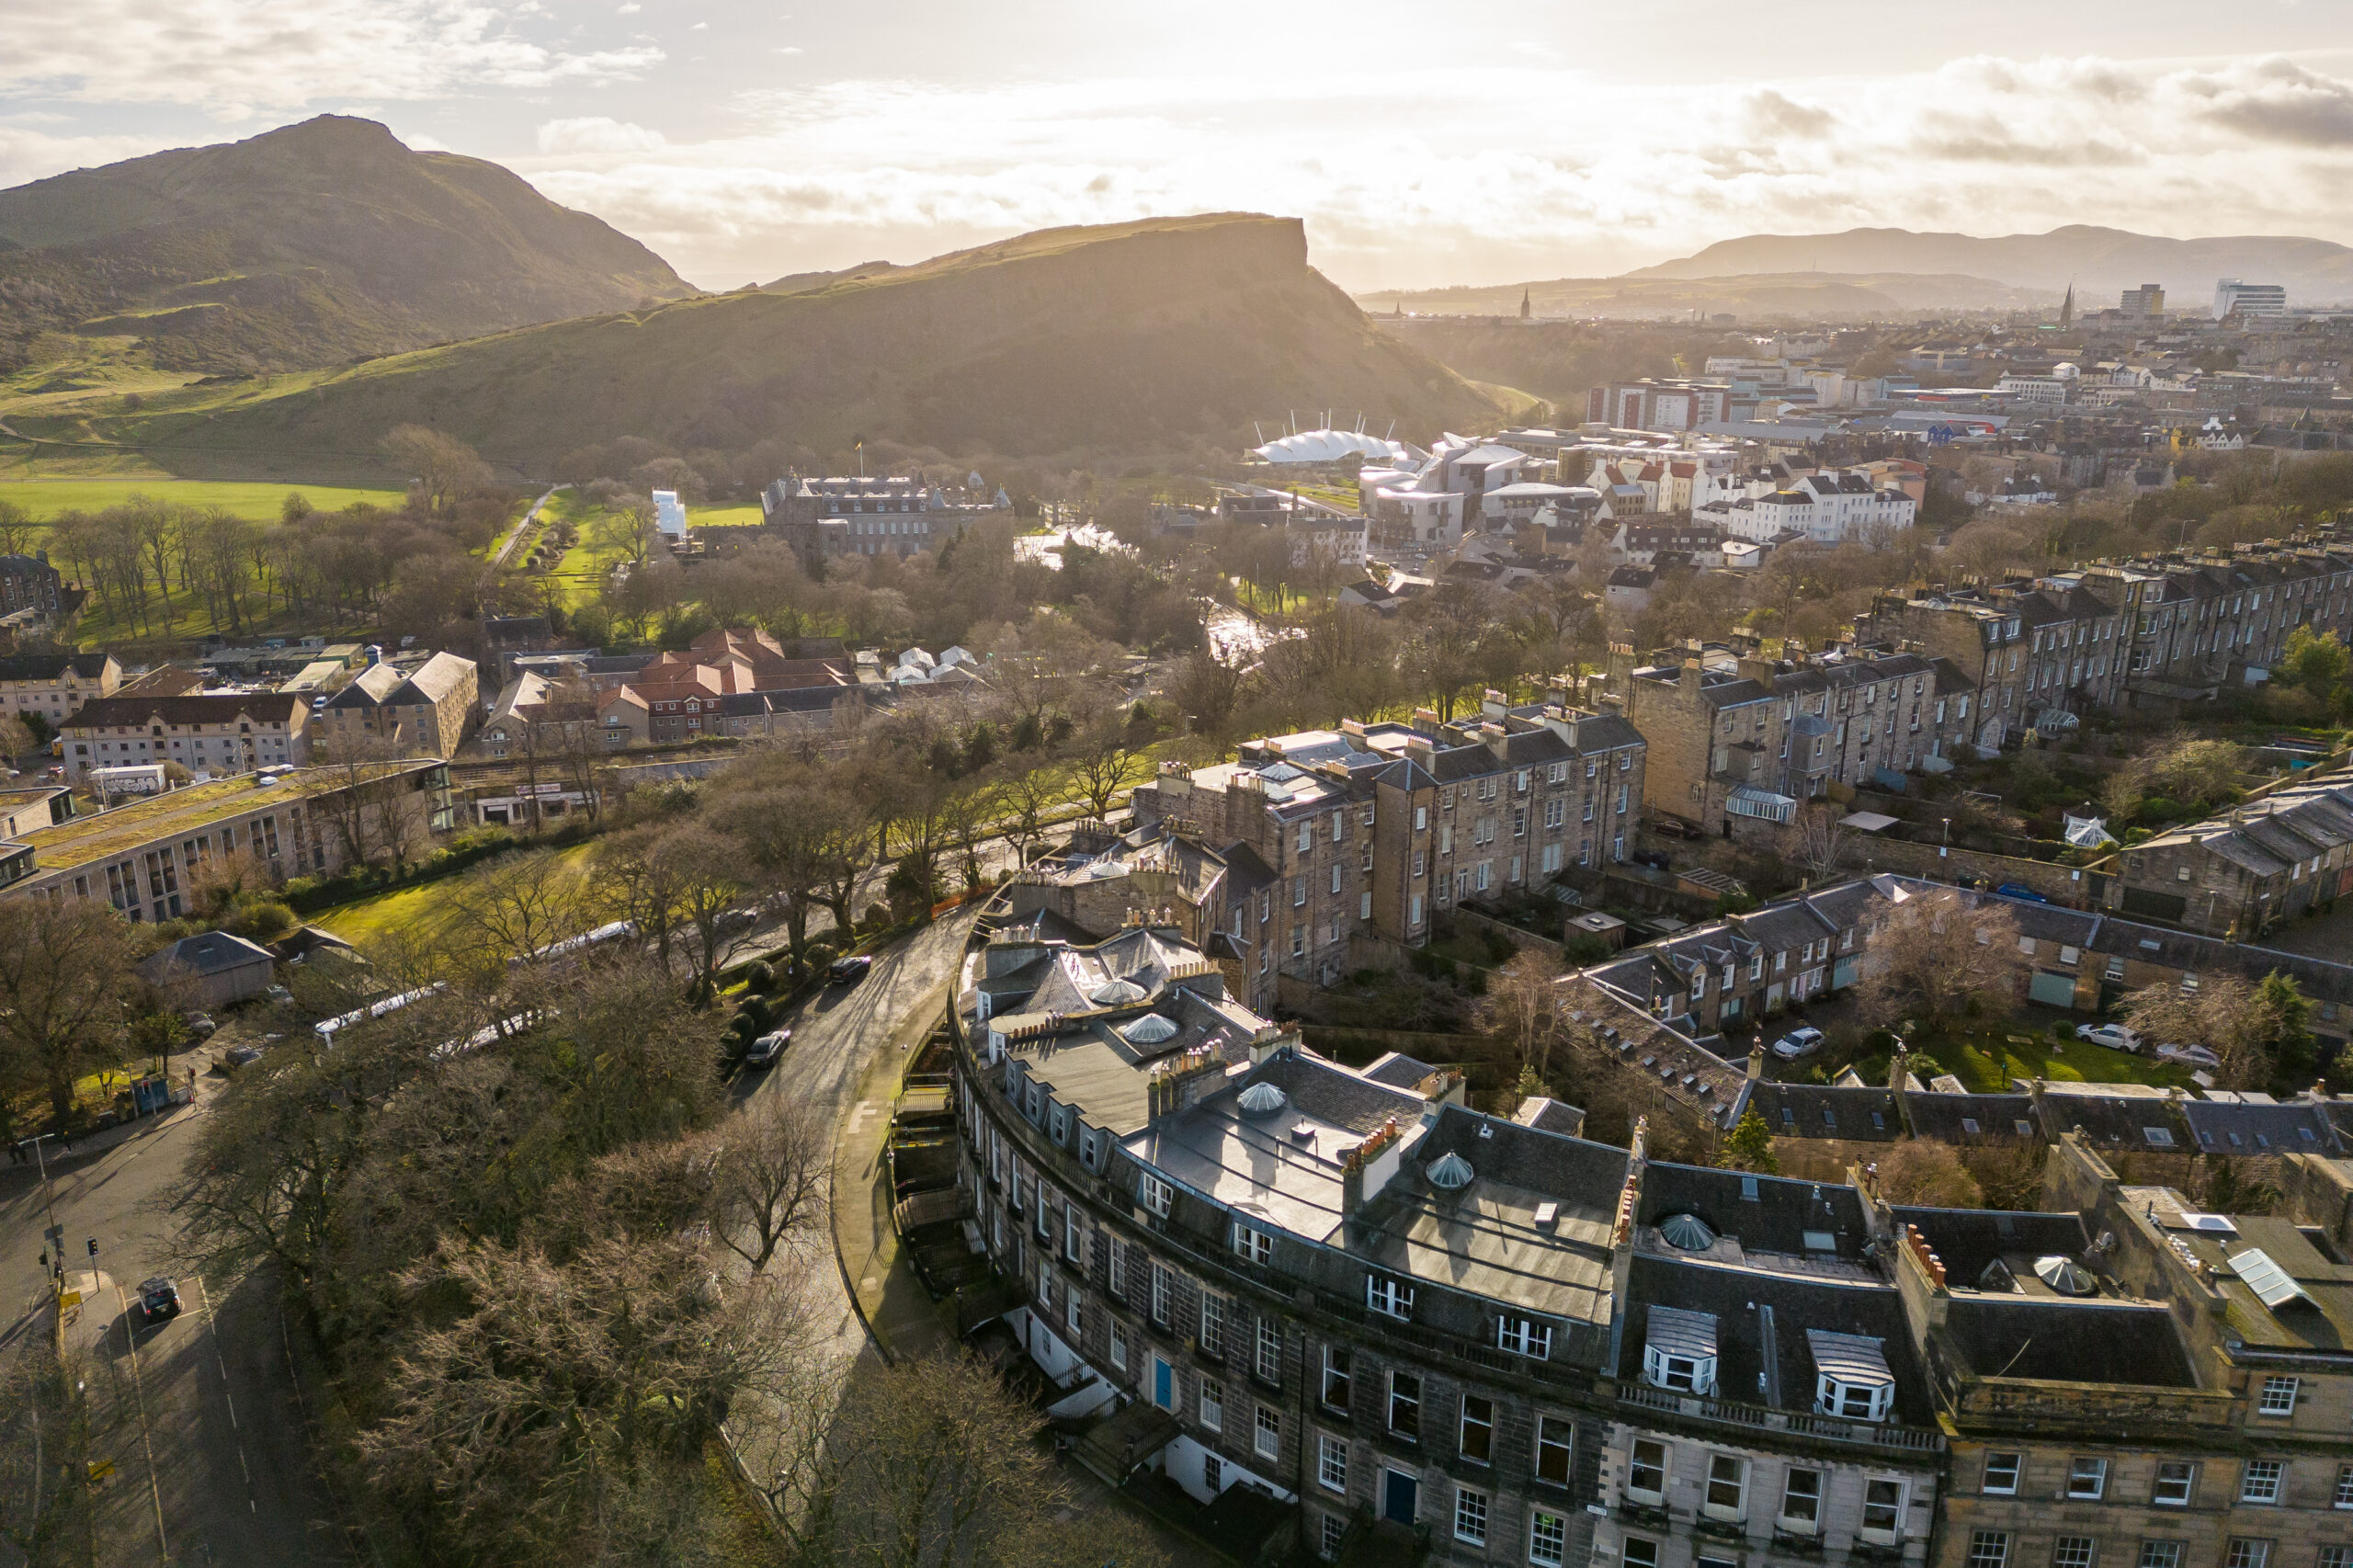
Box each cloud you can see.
[0,0,665,115]
[617,2,640,11]
[690,20,707,28]
[537,115,667,153]
[1744,89,1832,139]
[2177,56,2353,146]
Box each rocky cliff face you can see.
[110,213,1497,462]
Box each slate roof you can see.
[65,692,306,729]
[1890,1206,2094,1285]
[136,929,274,980]
[0,653,110,681]
[1746,1083,1904,1142]
[1902,1092,2041,1144]
[1939,1296,2198,1388]
[1617,1253,1936,1426]
[2180,1099,2342,1156]
[1641,1161,1874,1260]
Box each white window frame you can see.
[1317,1432,1347,1493]
[1232,1222,1272,1265]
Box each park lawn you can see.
[694,503,764,528]
[315,842,602,951]
[0,478,407,522]
[1233,579,1323,617]
[526,493,635,610]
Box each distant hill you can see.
[762,260,904,294]
[1629,226,2353,310]
[88,214,1496,465]
[1359,270,2050,321]
[0,116,693,375]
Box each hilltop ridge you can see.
[0,115,693,376]
[84,213,1497,464]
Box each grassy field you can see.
[0,478,406,521]
[514,490,635,611]
[315,842,601,949]
[694,503,764,528]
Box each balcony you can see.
[1616,1382,1943,1456]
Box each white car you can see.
[1770,1027,1827,1061]
[2156,1042,2221,1070]
[2075,1023,2143,1054]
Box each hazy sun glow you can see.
[8,0,2353,289]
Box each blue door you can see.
[1153,1356,1173,1410]
[1382,1470,1418,1525]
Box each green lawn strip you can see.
[0,478,404,520]
[313,843,600,950]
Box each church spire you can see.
[2059,278,2075,331]
[1519,287,1532,320]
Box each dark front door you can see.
[1382,1469,1418,1526]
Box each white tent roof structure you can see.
[1253,428,1419,465]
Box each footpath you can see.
[827,977,958,1362]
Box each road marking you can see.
[192,1276,259,1520]
[107,1273,170,1564]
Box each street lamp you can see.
[17,1131,63,1282]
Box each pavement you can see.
[3,1059,350,1568]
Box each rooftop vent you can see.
[1122,1013,1178,1045]
[1427,1152,1475,1190]
[2033,1255,2098,1296]
[1091,978,1147,1006]
[1978,1258,2018,1292]
[1237,1082,1289,1117]
[1658,1212,1718,1251]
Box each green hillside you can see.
[0,116,692,380]
[71,214,1499,465]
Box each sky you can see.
[9,0,2353,292]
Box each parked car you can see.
[182,1012,218,1041]
[2075,1023,2143,1053]
[1770,1026,1827,1061]
[264,984,294,1006]
[715,907,760,937]
[222,1044,265,1072]
[745,1028,791,1066]
[829,955,874,985]
[2156,1042,2222,1069]
[137,1278,181,1323]
[1994,882,2049,903]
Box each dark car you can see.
[137,1277,181,1323]
[715,907,760,937]
[828,954,874,985]
[1993,882,2050,903]
[745,1028,791,1066]
[222,1044,265,1072]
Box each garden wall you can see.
[1832,835,2106,908]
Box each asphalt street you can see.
[3,1080,347,1567]
[732,908,974,1365]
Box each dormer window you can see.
[1366,1274,1415,1321]
[1809,1330,1895,1422]
[1642,1306,1718,1394]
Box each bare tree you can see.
[1873,1141,1984,1207]
[444,847,608,976]
[2118,971,2311,1090]
[0,900,138,1131]
[1477,948,1567,1080]
[1067,720,1145,821]
[703,1098,829,1274]
[758,1351,1169,1568]
[1854,891,2026,1033]
[1780,803,1849,883]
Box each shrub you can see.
[231,900,297,941]
[747,960,776,994]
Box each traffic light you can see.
[85,1238,97,1257]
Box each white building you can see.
[2213,278,2286,318]
[1696,471,1915,545]
[651,489,688,543]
